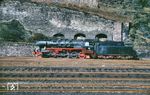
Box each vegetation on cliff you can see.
[129,13,150,57]
[0,20,28,42]
[28,33,49,42]
[0,20,49,42]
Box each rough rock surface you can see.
[0,0,127,41]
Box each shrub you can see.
[28,33,48,42]
[0,20,27,42]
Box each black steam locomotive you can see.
[33,39,138,59]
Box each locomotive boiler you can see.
[33,39,138,59]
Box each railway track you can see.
[0,66,150,94]
[1,66,150,72]
[0,66,150,78]
[0,57,150,94]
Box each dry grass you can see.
[0,57,150,68]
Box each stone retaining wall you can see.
[0,42,33,57]
[0,42,149,58]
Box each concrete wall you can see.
[113,22,122,41]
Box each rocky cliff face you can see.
[31,0,143,9]
[0,0,125,41]
[32,0,98,8]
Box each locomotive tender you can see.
[33,39,138,59]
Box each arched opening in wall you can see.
[95,34,107,41]
[53,33,64,39]
[74,33,86,40]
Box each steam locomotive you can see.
[33,39,138,59]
